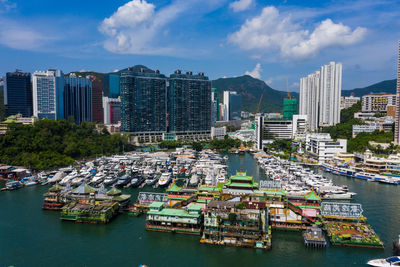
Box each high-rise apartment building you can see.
[168,70,211,133]
[4,71,32,117]
[319,62,342,127]
[395,41,400,144]
[299,62,342,131]
[223,91,242,121]
[255,115,264,150]
[64,74,92,124]
[32,69,64,120]
[299,71,320,131]
[120,68,167,133]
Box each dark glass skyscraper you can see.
[120,68,167,133]
[89,76,104,123]
[168,70,211,133]
[64,74,92,124]
[104,73,120,98]
[4,71,32,117]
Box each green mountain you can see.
[212,75,299,113]
[342,79,397,97]
[67,65,154,83]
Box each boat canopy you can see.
[167,181,182,193]
[304,190,321,201]
[386,257,400,263]
[71,183,97,194]
[49,184,64,192]
[107,187,122,196]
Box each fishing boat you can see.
[158,172,172,187]
[367,256,400,266]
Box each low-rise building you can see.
[201,200,271,249]
[305,133,347,163]
[352,124,380,137]
[0,114,38,135]
[341,96,360,110]
[362,94,396,113]
[146,202,203,235]
[292,115,308,140]
[352,118,394,137]
[263,120,293,139]
[211,126,226,140]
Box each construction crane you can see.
[286,77,290,99]
[256,93,263,113]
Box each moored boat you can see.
[367,256,400,266]
[5,180,22,190]
[158,172,172,187]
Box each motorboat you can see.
[21,176,39,186]
[323,192,357,200]
[104,176,118,186]
[367,256,400,266]
[188,174,199,187]
[6,180,22,190]
[158,172,172,187]
[129,175,145,188]
[145,175,158,186]
[115,175,132,187]
[45,171,65,185]
[90,173,106,186]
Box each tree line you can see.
[0,119,134,170]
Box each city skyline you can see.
[0,0,399,92]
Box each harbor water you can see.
[0,153,399,266]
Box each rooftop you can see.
[149,201,164,209]
[148,208,200,218]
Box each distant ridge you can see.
[212,75,299,113]
[342,79,397,97]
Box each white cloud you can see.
[228,6,367,60]
[229,0,252,12]
[0,18,56,50]
[290,82,299,90]
[99,0,164,54]
[99,0,226,55]
[245,63,261,79]
[265,78,273,85]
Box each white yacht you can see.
[158,172,172,187]
[189,174,199,187]
[367,256,400,266]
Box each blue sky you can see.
[0,0,399,91]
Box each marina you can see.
[0,152,398,266]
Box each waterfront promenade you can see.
[0,153,398,266]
